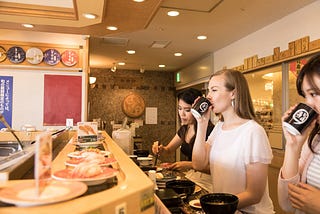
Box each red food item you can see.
[194,202,201,207]
[54,166,118,179]
[66,157,116,165]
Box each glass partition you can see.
[244,65,283,149]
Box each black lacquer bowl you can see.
[200,193,239,214]
[166,180,195,196]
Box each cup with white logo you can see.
[191,97,212,119]
[283,103,318,135]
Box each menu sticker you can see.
[77,122,98,143]
[34,132,52,198]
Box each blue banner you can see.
[0,76,13,129]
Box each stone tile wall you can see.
[88,68,177,162]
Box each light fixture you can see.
[83,13,97,19]
[158,64,166,68]
[140,67,145,73]
[22,24,34,28]
[118,62,125,66]
[133,0,145,2]
[174,52,182,56]
[111,63,117,72]
[107,26,118,31]
[167,11,180,17]
[89,77,96,84]
[197,35,207,40]
[126,50,136,54]
[89,77,96,89]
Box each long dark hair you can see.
[296,53,320,153]
[177,88,202,136]
[177,88,202,105]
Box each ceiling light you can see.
[197,35,207,40]
[107,26,118,31]
[22,24,34,28]
[83,13,97,19]
[174,53,182,57]
[118,62,125,66]
[133,0,145,2]
[111,63,117,72]
[158,64,166,68]
[167,11,180,17]
[127,50,136,54]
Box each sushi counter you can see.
[0,131,155,214]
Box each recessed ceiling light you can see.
[22,24,34,28]
[107,26,118,31]
[133,0,145,2]
[159,64,166,68]
[197,35,207,40]
[83,13,97,19]
[127,50,136,54]
[118,62,125,65]
[167,11,179,17]
[174,53,182,56]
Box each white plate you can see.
[64,157,117,167]
[0,180,87,207]
[52,167,119,186]
[73,141,103,147]
[67,150,111,158]
[137,157,153,160]
[189,199,202,209]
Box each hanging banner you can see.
[0,76,13,129]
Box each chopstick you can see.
[153,141,160,166]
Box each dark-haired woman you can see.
[278,54,320,214]
[152,88,214,171]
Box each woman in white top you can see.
[278,53,320,214]
[192,69,274,213]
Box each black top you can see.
[177,121,214,161]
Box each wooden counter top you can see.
[0,132,155,214]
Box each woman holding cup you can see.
[192,69,274,213]
[278,54,320,214]
[152,88,214,171]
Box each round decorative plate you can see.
[7,46,26,64]
[0,46,7,62]
[43,48,61,65]
[122,93,145,118]
[0,180,87,207]
[61,50,78,66]
[26,47,43,64]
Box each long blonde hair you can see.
[210,69,256,120]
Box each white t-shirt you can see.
[207,120,274,214]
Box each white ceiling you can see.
[0,0,317,72]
